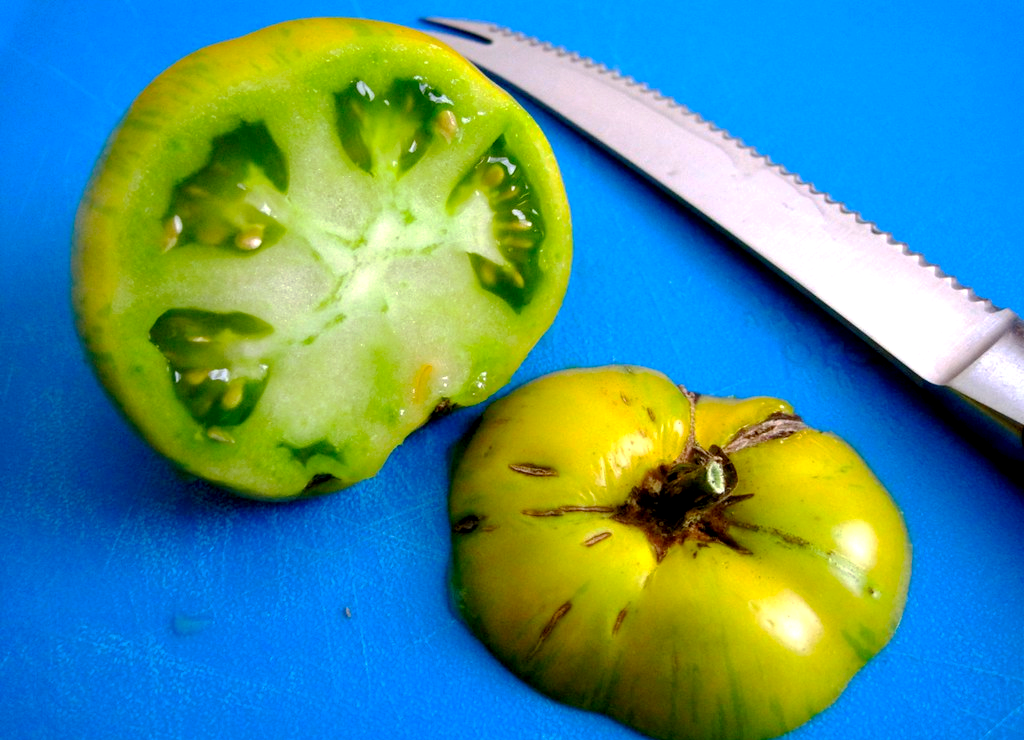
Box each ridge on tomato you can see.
[72,18,572,499]
[449,365,911,740]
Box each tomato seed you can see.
[234,224,265,251]
[412,364,433,402]
[434,109,459,142]
[206,427,235,444]
[162,215,183,252]
[220,380,245,410]
[481,163,505,188]
[183,368,210,386]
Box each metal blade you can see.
[423,18,1024,436]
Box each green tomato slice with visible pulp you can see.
[450,366,911,740]
[72,19,572,499]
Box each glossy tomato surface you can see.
[450,366,911,740]
[72,18,572,499]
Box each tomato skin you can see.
[72,19,571,499]
[449,366,911,740]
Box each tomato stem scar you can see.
[583,531,612,547]
[612,607,628,635]
[522,505,615,517]
[509,462,558,477]
[724,411,807,454]
[452,514,484,533]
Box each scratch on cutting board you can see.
[350,598,374,689]
[890,647,1024,737]
[978,699,1024,739]
[101,509,136,574]
[889,647,1024,684]
[15,50,118,113]
[11,142,50,234]
[63,623,314,711]
[364,498,436,529]
[351,500,441,559]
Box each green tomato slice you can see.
[72,19,572,499]
[449,366,911,740]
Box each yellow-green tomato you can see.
[449,365,911,740]
[72,19,571,499]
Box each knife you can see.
[424,17,1024,461]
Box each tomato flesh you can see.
[72,19,572,499]
[449,366,911,740]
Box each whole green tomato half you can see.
[72,18,572,499]
[449,366,911,740]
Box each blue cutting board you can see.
[2,1,1022,738]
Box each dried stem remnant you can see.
[613,396,807,562]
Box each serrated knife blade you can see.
[424,17,1024,458]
